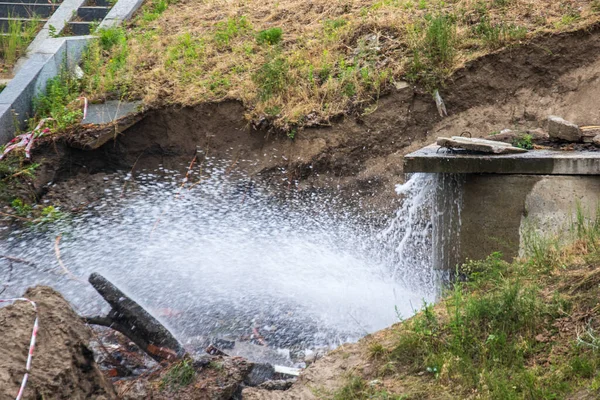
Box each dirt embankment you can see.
[25,23,600,213]
[0,287,115,400]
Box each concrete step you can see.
[0,17,45,31]
[77,6,110,21]
[0,3,60,18]
[67,20,92,35]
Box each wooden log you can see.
[84,272,185,362]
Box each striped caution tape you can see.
[0,298,39,400]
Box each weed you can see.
[160,359,195,391]
[256,27,283,45]
[424,13,456,69]
[33,67,83,132]
[0,15,40,67]
[36,206,64,224]
[253,53,289,100]
[368,342,387,359]
[99,26,127,51]
[474,17,527,48]
[214,16,252,47]
[11,198,32,217]
[513,133,533,150]
[141,0,170,22]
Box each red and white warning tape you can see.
[0,298,39,400]
[0,95,89,161]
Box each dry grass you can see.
[82,0,600,130]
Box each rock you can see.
[526,128,550,141]
[593,134,600,146]
[0,286,116,399]
[582,129,600,143]
[257,379,296,391]
[245,363,276,386]
[547,115,582,142]
[437,136,528,154]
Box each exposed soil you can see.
[0,286,116,400]
[23,22,600,216]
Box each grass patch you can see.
[33,68,83,132]
[329,376,407,400]
[256,27,283,45]
[160,359,195,391]
[369,208,600,399]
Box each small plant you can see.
[0,15,40,66]
[11,198,32,217]
[368,342,387,359]
[160,359,195,391]
[474,17,527,48]
[48,25,60,38]
[513,133,533,150]
[37,206,64,224]
[140,0,170,22]
[256,27,283,45]
[33,68,83,132]
[424,13,456,68]
[98,26,127,51]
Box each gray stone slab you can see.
[82,100,142,125]
[99,0,143,28]
[404,144,600,175]
[437,136,528,154]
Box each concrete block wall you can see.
[458,174,600,264]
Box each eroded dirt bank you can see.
[25,23,600,214]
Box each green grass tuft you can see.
[256,27,283,45]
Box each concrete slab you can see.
[404,144,600,175]
[82,100,142,125]
[99,0,143,28]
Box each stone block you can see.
[437,136,528,154]
[547,115,582,142]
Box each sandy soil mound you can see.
[0,286,116,400]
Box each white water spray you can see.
[0,165,454,364]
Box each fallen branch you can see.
[84,273,185,362]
